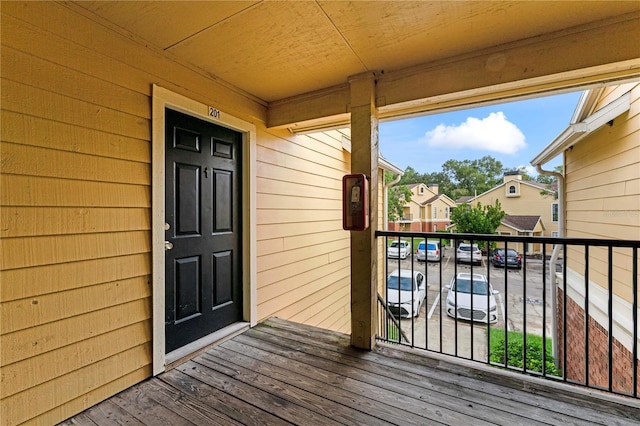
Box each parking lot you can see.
[384,250,553,361]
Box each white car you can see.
[446,272,499,323]
[456,243,482,265]
[416,240,441,262]
[386,269,426,318]
[387,240,411,259]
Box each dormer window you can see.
[419,186,424,195]
[506,182,520,197]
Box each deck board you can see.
[61,318,640,426]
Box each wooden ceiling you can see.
[73,1,640,126]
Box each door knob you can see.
[164,241,173,250]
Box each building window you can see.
[445,207,449,219]
[509,185,516,194]
[551,231,558,237]
[433,207,437,218]
[552,203,559,222]
[419,186,424,195]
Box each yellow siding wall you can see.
[472,181,558,237]
[565,83,640,303]
[255,129,351,332]
[0,2,351,424]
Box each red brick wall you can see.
[557,288,639,395]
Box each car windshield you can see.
[390,241,404,248]
[453,278,489,295]
[418,243,425,250]
[427,243,437,250]
[387,276,415,291]
[459,245,477,252]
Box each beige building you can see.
[532,81,640,395]
[1,2,638,424]
[389,183,457,232]
[461,172,558,254]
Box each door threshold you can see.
[164,322,250,371]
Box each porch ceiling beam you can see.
[267,12,640,129]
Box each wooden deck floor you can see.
[61,318,640,426]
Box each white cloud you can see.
[422,112,526,154]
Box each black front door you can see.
[164,108,242,353]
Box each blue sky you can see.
[379,91,583,176]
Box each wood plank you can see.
[194,347,390,426]
[1,321,150,399]
[0,175,150,208]
[1,45,150,119]
[1,276,151,334]
[82,400,145,426]
[211,337,486,426]
[256,162,342,191]
[1,207,150,238]
[259,319,640,425]
[1,110,150,163]
[256,208,342,224]
[256,220,343,241]
[1,230,151,270]
[257,239,348,273]
[0,253,151,301]
[1,142,150,185]
[135,379,243,426]
[1,79,150,140]
[256,176,341,200]
[1,299,150,365]
[33,367,151,426]
[257,258,349,307]
[256,193,341,211]
[256,143,347,174]
[160,368,290,426]
[1,343,151,426]
[256,319,624,425]
[108,385,195,426]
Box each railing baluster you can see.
[523,249,527,374]
[608,245,613,393]
[563,242,568,384]
[585,245,590,388]
[633,246,638,398]
[542,243,547,378]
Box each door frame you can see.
[151,85,257,375]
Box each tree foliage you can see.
[397,157,507,200]
[450,200,505,235]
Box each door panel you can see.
[165,108,242,353]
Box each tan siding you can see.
[564,83,640,305]
[1,3,351,424]
[0,2,258,424]
[254,129,351,334]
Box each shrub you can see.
[489,328,561,376]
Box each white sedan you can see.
[386,269,426,318]
[387,240,411,259]
[446,272,499,323]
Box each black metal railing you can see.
[375,230,640,399]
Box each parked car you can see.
[456,243,482,265]
[388,240,411,259]
[386,269,426,318]
[445,272,499,323]
[416,240,441,262]
[492,248,522,269]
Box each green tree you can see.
[385,172,412,222]
[441,156,504,200]
[451,200,505,235]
